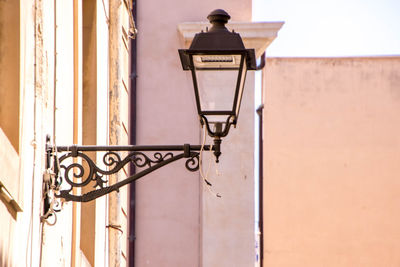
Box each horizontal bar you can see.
[51,144,214,152]
[200,111,235,115]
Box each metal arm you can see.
[45,142,215,203]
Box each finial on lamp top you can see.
[207,9,231,32]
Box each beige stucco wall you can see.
[0,0,116,266]
[263,57,400,266]
[0,0,259,265]
[0,1,56,266]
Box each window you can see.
[0,0,22,213]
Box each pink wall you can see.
[263,57,400,266]
[136,1,251,266]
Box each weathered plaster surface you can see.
[263,57,400,267]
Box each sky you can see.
[253,0,400,226]
[252,0,400,57]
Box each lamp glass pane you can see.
[195,69,238,112]
[235,59,247,116]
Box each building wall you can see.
[0,0,263,265]
[136,1,253,266]
[263,57,400,266]
[0,0,129,266]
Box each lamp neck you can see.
[208,20,229,32]
[213,137,222,163]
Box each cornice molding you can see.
[178,21,284,58]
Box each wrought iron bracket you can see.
[44,140,215,204]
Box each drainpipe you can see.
[256,52,266,267]
[108,0,123,266]
[128,0,137,266]
[256,104,264,267]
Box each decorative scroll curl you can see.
[51,150,201,202]
[185,155,200,172]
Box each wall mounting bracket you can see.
[44,139,214,204]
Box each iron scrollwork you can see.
[45,143,211,203]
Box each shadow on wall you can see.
[0,193,18,220]
[0,242,13,267]
[0,195,16,266]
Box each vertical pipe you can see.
[128,0,137,266]
[256,104,264,267]
[256,52,266,267]
[108,0,123,266]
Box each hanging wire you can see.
[199,118,221,198]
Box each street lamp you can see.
[179,9,256,161]
[43,9,255,212]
